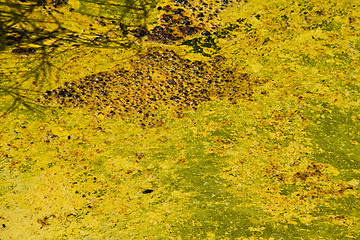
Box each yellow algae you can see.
[38,47,263,128]
[1,0,360,239]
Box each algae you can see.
[1,0,360,239]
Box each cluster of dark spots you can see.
[11,47,36,55]
[51,0,68,7]
[149,26,182,42]
[37,0,68,8]
[161,14,173,23]
[130,0,232,43]
[174,0,189,5]
[291,163,324,182]
[40,47,263,128]
[173,8,185,15]
[266,160,327,185]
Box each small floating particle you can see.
[142,189,153,194]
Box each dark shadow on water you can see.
[0,0,158,116]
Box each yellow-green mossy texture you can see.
[1,0,360,239]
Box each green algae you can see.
[307,106,360,170]
[1,0,360,239]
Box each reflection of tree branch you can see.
[0,0,158,116]
[0,82,47,117]
[77,0,157,27]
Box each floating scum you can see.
[1,0,360,239]
[38,0,262,127]
[39,47,264,127]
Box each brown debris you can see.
[40,48,263,127]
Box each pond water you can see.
[0,0,360,239]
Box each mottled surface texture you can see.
[41,48,262,127]
[1,0,360,239]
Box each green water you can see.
[1,0,360,239]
